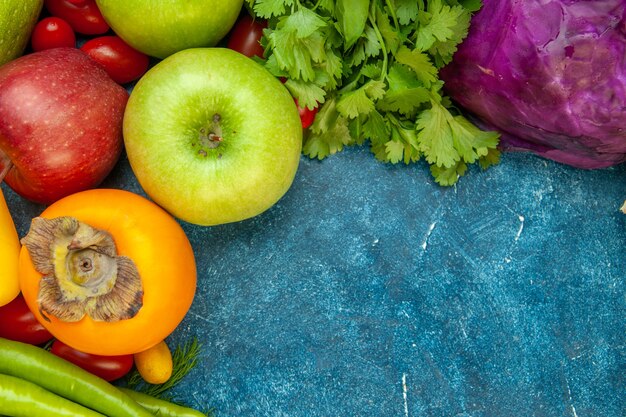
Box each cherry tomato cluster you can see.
[0,294,133,381]
[226,13,319,129]
[31,0,149,85]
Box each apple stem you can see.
[0,148,12,184]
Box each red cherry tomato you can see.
[295,98,318,129]
[0,294,53,345]
[44,0,110,35]
[31,17,76,52]
[80,36,150,84]
[227,14,267,58]
[278,78,319,129]
[50,340,134,381]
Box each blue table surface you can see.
[4,147,625,417]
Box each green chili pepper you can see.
[120,388,209,417]
[0,338,152,417]
[0,373,105,417]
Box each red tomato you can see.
[278,78,319,129]
[44,0,110,35]
[0,294,53,345]
[227,14,267,58]
[31,17,76,52]
[295,98,318,129]
[80,36,150,84]
[50,340,134,381]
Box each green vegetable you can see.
[246,0,500,185]
[0,373,105,417]
[120,388,210,417]
[0,337,153,417]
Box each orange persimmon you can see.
[18,188,196,356]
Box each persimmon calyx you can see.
[21,216,143,323]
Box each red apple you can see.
[0,47,128,204]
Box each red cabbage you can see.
[440,0,626,169]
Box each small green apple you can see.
[94,0,243,59]
[123,48,303,226]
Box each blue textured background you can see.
[4,148,625,417]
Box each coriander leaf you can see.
[344,26,383,70]
[395,46,438,87]
[303,115,352,159]
[449,114,481,163]
[363,26,382,58]
[427,6,472,66]
[377,88,430,116]
[282,8,327,38]
[430,161,468,186]
[452,115,500,159]
[316,0,335,14]
[335,0,370,50]
[348,116,367,146]
[377,68,430,116]
[336,80,386,119]
[364,79,386,101]
[386,63,422,90]
[459,0,483,12]
[394,119,420,151]
[362,109,389,144]
[344,40,366,68]
[310,96,339,134]
[284,79,326,110]
[402,137,421,164]
[416,101,459,168]
[321,47,343,90]
[267,26,326,81]
[337,86,375,119]
[253,0,294,18]
[375,5,401,55]
[415,0,466,52]
[371,141,389,162]
[479,148,501,169]
[360,62,382,79]
[467,130,500,156]
[388,115,421,164]
[385,140,405,163]
[395,0,422,25]
[263,53,289,78]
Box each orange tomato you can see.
[134,340,173,384]
[18,189,197,356]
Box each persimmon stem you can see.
[0,148,12,183]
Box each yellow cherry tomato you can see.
[0,188,20,306]
[18,189,197,355]
[134,339,173,385]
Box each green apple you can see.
[95,0,243,59]
[0,0,43,66]
[123,48,303,226]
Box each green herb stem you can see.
[368,7,388,82]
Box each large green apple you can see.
[94,0,243,59]
[123,48,303,226]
